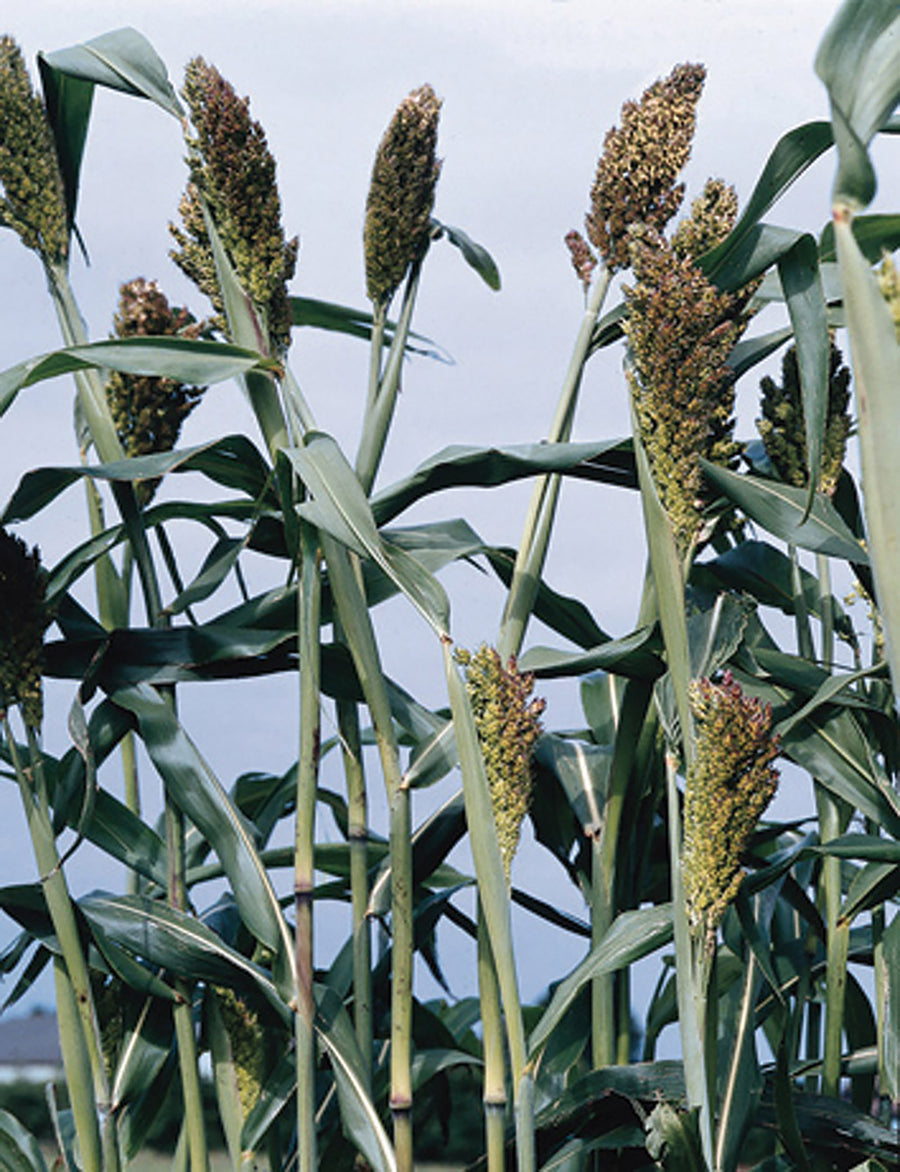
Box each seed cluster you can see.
[0,528,50,730]
[456,645,545,881]
[564,229,597,292]
[683,672,780,937]
[170,58,298,355]
[105,279,207,504]
[585,63,706,273]
[624,224,743,556]
[364,84,442,309]
[757,342,851,498]
[215,986,265,1118]
[0,36,68,264]
[878,252,900,344]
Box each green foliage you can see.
[0,5,898,1171]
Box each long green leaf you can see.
[833,212,900,701]
[0,337,271,418]
[371,438,634,527]
[287,432,450,636]
[777,234,829,513]
[528,904,672,1059]
[701,121,834,281]
[37,57,94,239]
[0,1111,48,1172]
[40,27,182,119]
[815,0,900,208]
[111,685,296,997]
[701,461,868,563]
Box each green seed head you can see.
[585,63,706,272]
[624,225,743,554]
[170,58,298,355]
[878,252,900,344]
[757,341,851,497]
[215,986,265,1118]
[683,672,779,938]
[0,528,51,729]
[456,645,545,881]
[105,278,207,504]
[0,36,68,264]
[364,84,442,308]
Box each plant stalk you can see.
[478,903,507,1172]
[498,264,612,660]
[295,521,321,1172]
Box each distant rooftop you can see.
[0,1009,61,1066]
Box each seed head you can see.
[0,528,51,729]
[456,645,545,881]
[878,252,900,344]
[624,226,744,554]
[0,36,68,263]
[564,229,597,292]
[364,84,442,308]
[757,341,851,497]
[214,986,265,1117]
[671,179,739,263]
[170,58,298,355]
[683,672,780,938]
[105,279,207,504]
[585,63,706,272]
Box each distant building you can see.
[0,1009,62,1083]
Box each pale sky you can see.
[0,0,886,1012]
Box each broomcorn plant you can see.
[171,57,298,358]
[458,645,544,1171]
[0,529,120,1172]
[683,672,780,949]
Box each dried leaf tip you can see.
[170,57,298,356]
[456,645,545,881]
[586,63,706,272]
[0,528,51,729]
[757,341,851,498]
[105,279,207,504]
[0,36,68,264]
[683,672,780,940]
[364,84,442,309]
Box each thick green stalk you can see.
[322,534,411,1165]
[167,802,209,1172]
[295,522,321,1172]
[389,783,414,1172]
[7,721,117,1171]
[355,262,423,495]
[665,752,714,1168]
[478,904,507,1172]
[498,264,612,660]
[53,960,103,1172]
[338,688,373,1088]
[592,672,653,1069]
[814,552,850,1100]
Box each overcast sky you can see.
[1,0,890,1013]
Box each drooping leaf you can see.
[815,0,900,209]
[528,904,673,1059]
[0,1110,48,1172]
[833,211,900,703]
[701,461,868,564]
[290,295,450,361]
[777,234,829,513]
[435,220,501,290]
[37,57,94,241]
[111,685,296,997]
[0,337,271,419]
[40,27,182,118]
[371,438,634,527]
[287,432,449,636]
